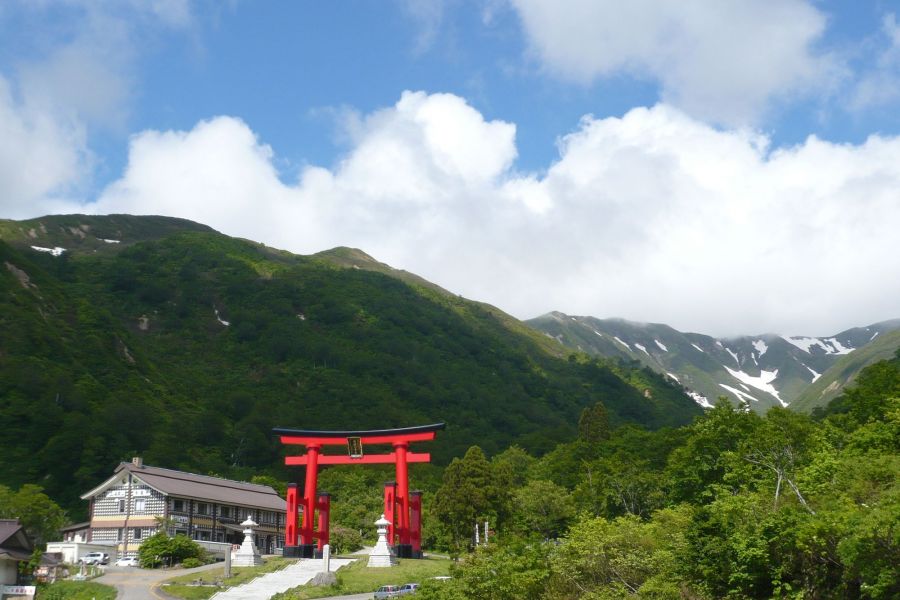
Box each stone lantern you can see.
[232,517,264,566]
[367,514,398,567]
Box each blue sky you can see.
[2,1,900,335]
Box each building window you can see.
[135,499,147,512]
[117,528,123,542]
[197,503,208,515]
[119,499,125,513]
[220,506,230,518]
[133,527,142,540]
[173,499,184,512]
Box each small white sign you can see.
[1,584,36,596]
[106,490,126,498]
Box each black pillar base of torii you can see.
[282,544,317,558]
[274,423,445,558]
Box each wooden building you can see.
[80,458,286,557]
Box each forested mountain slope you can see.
[0,214,700,516]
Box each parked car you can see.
[115,556,140,567]
[80,552,109,565]
[373,584,402,599]
[399,583,419,595]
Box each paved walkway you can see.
[210,557,355,600]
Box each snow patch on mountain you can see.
[724,366,785,406]
[782,336,822,352]
[655,340,668,352]
[803,364,821,383]
[824,337,854,355]
[666,372,679,382]
[782,336,855,355]
[691,343,705,353]
[752,340,768,357]
[31,246,66,256]
[214,309,230,326]
[635,343,650,356]
[725,348,740,365]
[719,383,760,404]
[613,336,631,350]
[871,331,879,340]
[593,330,603,337]
[688,390,713,408]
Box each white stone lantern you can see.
[232,517,263,566]
[367,514,398,567]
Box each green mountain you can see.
[0,214,700,516]
[791,328,900,412]
[527,312,900,412]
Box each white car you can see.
[80,552,109,565]
[399,583,420,595]
[115,556,140,567]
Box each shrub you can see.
[328,525,363,554]
[181,557,203,569]
[138,532,204,568]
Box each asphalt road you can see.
[95,562,221,600]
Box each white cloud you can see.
[80,92,900,336]
[0,74,91,218]
[399,0,447,54]
[508,0,836,124]
[847,13,900,112]
[0,1,198,214]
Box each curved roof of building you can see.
[81,462,285,512]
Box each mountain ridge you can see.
[526,311,900,412]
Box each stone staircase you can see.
[210,557,355,600]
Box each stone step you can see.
[210,557,355,600]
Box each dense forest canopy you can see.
[407,350,900,599]
[0,215,699,517]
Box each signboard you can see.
[1,585,36,597]
[347,437,363,458]
[105,488,150,498]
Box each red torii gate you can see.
[274,423,445,559]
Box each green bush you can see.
[138,532,205,568]
[40,580,116,600]
[328,525,363,554]
[181,557,203,568]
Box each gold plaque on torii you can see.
[347,437,363,458]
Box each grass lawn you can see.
[162,556,293,600]
[272,556,453,599]
[40,580,117,599]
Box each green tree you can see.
[665,398,759,503]
[510,479,575,540]
[578,400,611,445]
[432,446,508,555]
[0,484,67,546]
[547,507,695,599]
[433,540,552,600]
[741,407,816,513]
